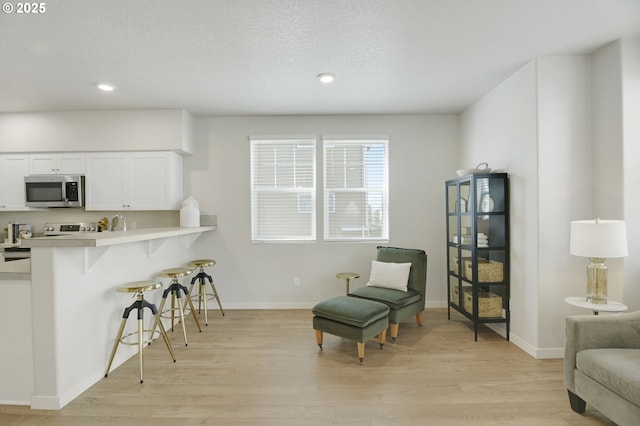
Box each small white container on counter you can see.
[180,196,200,227]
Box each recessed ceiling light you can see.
[95,82,116,92]
[317,73,335,84]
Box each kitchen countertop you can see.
[1,226,216,280]
[20,226,217,248]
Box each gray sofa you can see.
[564,311,640,425]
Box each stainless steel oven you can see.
[2,247,31,261]
[43,222,98,236]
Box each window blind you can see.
[323,138,389,241]
[250,137,316,242]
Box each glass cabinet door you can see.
[446,173,509,341]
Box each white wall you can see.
[460,43,639,358]
[592,42,625,219]
[621,39,640,310]
[536,56,592,352]
[0,110,194,153]
[183,115,458,308]
[591,41,627,304]
[460,62,540,353]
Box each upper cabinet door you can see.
[0,155,30,211]
[128,153,172,210]
[84,154,128,211]
[29,153,86,175]
[85,151,182,211]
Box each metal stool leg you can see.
[137,314,144,383]
[174,286,189,346]
[207,277,225,316]
[106,293,175,383]
[184,286,203,332]
[185,268,224,324]
[106,296,145,379]
[156,279,202,346]
[186,277,209,324]
[153,311,176,361]
[105,318,127,378]
[155,297,168,329]
[199,280,209,325]
[170,290,177,332]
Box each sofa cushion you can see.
[349,286,422,310]
[312,296,389,328]
[577,348,640,405]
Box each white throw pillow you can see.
[366,260,411,292]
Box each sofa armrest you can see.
[564,310,640,391]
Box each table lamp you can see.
[570,218,628,304]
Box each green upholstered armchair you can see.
[349,246,428,342]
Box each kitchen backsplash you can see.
[0,210,180,237]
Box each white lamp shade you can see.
[570,219,628,258]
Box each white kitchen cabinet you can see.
[28,153,86,174]
[84,153,127,211]
[0,155,29,211]
[85,152,183,211]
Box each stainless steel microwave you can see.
[24,175,85,208]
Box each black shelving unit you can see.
[445,173,510,341]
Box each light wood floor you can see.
[0,308,614,425]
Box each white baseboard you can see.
[222,300,449,310]
[30,395,61,410]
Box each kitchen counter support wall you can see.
[0,279,33,404]
[1,228,215,409]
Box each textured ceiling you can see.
[1,0,639,116]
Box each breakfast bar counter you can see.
[21,226,217,248]
[0,226,217,409]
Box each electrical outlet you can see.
[294,277,300,287]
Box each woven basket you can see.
[463,289,502,318]
[463,258,503,282]
[450,284,459,304]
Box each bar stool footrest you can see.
[119,329,162,346]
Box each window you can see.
[250,137,316,242]
[323,138,389,241]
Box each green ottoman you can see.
[312,296,390,364]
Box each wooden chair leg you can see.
[378,329,387,349]
[390,323,399,342]
[416,312,423,326]
[357,342,365,364]
[315,329,323,349]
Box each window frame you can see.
[322,136,389,242]
[250,136,317,243]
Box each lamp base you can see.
[586,295,607,304]
[586,258,608,305]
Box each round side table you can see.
[336,272,360,295]
[564,296,628,315]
